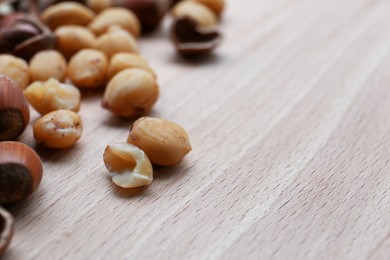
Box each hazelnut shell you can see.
[0,141,43,205]
[0,75,30,141]
[0,207,14,255]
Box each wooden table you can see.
[4,0,390,259]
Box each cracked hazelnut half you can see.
[0,141,43,205]
[171,16,221,58]
[0,207,14,255]
[0,75,30,141]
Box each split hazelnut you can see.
[0,141,43,205]
[103,143,153,188]
[127,117,191,166]
[114,0,170,33]
[0,206,14,254]
[0,75,30,141]
[102,68,159,118]
[40,1,95,30]
[24,78,81,115]
[88,7,140,37]
[171,16,221,58]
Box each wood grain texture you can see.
[2,0,390,259]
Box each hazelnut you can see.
[114,0,170,33]
[0,141,43,205]
[171,0,217,27]
[96,26,139,58]
[33,109,83,149]
[0,13,55,60]
[86,0,113,13]
[0,54,29,89]
[190,0,224,17]
[127,117,191,166]
[102,68,159,118]
[29,50,67,82]
[171,17,221,58]
[88,7,140,37]
[103,143,153,188]
[24,78,81,115]
[0,206,14,255]
[68,49,108,88]
[107,52,156,80]
[41,1,95,30]
[54,25,97,59]
[0,75,30,141]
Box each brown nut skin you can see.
[171,0,217,27]
[68,49,108,88]
[102,68,159,118]
[41,1,95,30]
[127,117,191,166]
[29,50,67,82]
[54,25,96,59]
[88,7,140,37]
[0,206,14,255]
[171,17,221,58]
[0,75,30,141]
[0,13,56,60]
[0,141,43,205]
[190,0,224,17]
[113,0,170,33]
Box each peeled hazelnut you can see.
[103,143,153,188]
[114,0,170,33]
[54,25,97,59]
[171,17,221,58]
[107,52,156,80]
[96,26,139,58]
[0,75,30,141]
[29,50,67,82]
[127,117,191,166]
[86,0,113,13]
[0,206,14,255]
[0,54,29,89]
[172,1,217,27]
[0,13,55,60]
[190,0,224,17]
[88,7,140,37]
[33,109,83,149]
[24,78,81,115]
[0,141,43,205]
[102,68,159,118]
[41,1,95,30]
[68,49,108,88]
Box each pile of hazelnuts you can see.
[0,0,225,254]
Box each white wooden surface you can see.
[3,0,390,259]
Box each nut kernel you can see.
[29,50,67,82]
[0,54,29,89]
[102,68,159,118]
[33,109,83,149]
[107,53,156,79]
[127,117,191,166]
[87,0,113,13]
[41,2,95,30]
[88,7,140,37]
[172,1,217,27]
[68,49,108,88]
[96,26,139,58]
[24,78,81,115]
[103,143,153,188]
[190,0,224,17]
[55,25,97,59]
